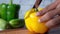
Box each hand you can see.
[36,0,60,28]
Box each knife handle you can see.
[33,0,42,8]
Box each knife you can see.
[33,0,42,11]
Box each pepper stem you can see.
[35,8,38,12]
[9,0,13,5]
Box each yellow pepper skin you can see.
[24,8,48,33]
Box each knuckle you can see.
[45,12,52,19]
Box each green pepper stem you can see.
[9,0,13,5]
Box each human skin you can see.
[36,0,60,28]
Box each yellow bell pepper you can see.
[24,8,48,33]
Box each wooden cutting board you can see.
[0,28,44,34]
[0,27,60,34]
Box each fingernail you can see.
[45,23,49,28]
[45,22,52,28]
[38,19,40,22]
[38,19,42,23]
[36,12,40,16]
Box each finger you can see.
[52,23,60,28]
[39,8,60,22]
[45,16,60,28]
[56,4,60,14]
[36,1,60,16]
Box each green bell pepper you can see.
[0,3,7,20]
[7,0,17,21]
[0,0,20,21]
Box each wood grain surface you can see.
[0,27,60,34]
[0,28,44,34]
